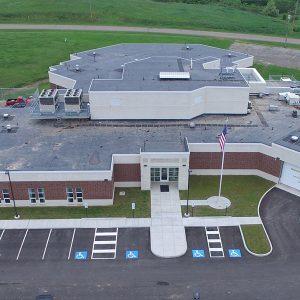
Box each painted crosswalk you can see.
[205,226,224,258]
[91,228,118,260]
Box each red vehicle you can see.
[6,96,31,106]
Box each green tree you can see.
[263,0,279,16]
[275,0,295,14]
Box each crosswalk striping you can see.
[205,226,224,258]
[91,228,118,260]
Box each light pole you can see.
[184,169,191,217]
[5,170,20,219]
[284,14,292,47]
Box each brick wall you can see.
[0,180,113,201]
[113,164,141,182]
[189,152,282,177]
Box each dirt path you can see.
[230,42,300,69]
[1,23,300,45]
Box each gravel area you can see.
[230,42,300,69]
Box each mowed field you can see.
[2,30,300,88]
[0,30,232,87]
[0,0,296,37]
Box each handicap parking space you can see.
[185,226,252,261]
[44,229,74,261]
[185,227,209,259]
[116,228,153,260]
[18,229,51,261]
[70,228,94,260]
[0,229,26,261]
[0,226,252,263]
[219,226,251,259]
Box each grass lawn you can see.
[0,30,233,88]
[180,176,274,217]
[241,224,271,254]
[2,29,300,88]
[0,188,150,220]
[254,63,300,80]
[0,0,293,37]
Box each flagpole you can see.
[218,118,228,198]
[218,146,225,198]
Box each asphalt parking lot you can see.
[0,226,250,262]
[260,187,300,258]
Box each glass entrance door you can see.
[161,168,168,181]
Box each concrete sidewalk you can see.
[183,216,262,227]
[0,216,261,229]
[150,183,187,258]
[0,218,151,229]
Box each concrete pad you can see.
[207,196,231,209]
[150,183,187,258]
[150,225,187,258]
[181,196,232,209]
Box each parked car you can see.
[5,96,31,106]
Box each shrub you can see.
[263,0,279,17]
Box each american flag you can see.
[219,125,228,152]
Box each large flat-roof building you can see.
[1,43,300,208]
[48,43,254,119]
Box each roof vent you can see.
[291,135,299,142]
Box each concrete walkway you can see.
[183,216,262,227]
[0,215,261,229]
[181,196,231,209]
[1,24,300,45]
[150,183,187,258]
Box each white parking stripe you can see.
[114,228,118,259]
[94,240,116,245]
[68,228,76,260]
[208,239,221,243]
[95,232,118,236]
[205,227,224,258]
[42,229,52,260]
[0,229,5,241]
[16,229,28,261]
[93,249,116,253]
[91,228,118,259]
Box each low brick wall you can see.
[189,152,281,177]
[0,180,113,201]
[113,164,141,182]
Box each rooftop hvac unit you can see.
[38,89,58,113]
[64,89,83,113]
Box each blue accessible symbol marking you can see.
[126,250,139,259]
[228,249,241,258]
[75,251,88,260]
[192,249,205,258]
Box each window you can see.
[2,189,11,204]
[38,188,46,203]
[151,168,160,182]
[66,188,74,203]
[169,168,179,181]
[28,188,37,204]
[76,188,83,203]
